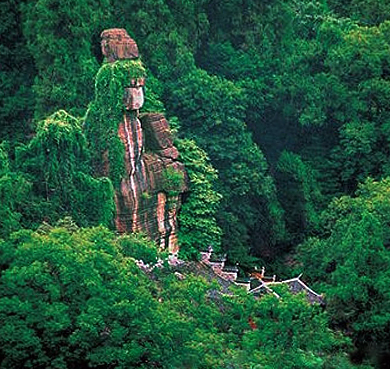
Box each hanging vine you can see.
[84,60,146,186]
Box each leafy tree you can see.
[118,232,160,264]
[111,0,209,79]
[157,269,365,369]
[21,0,112,120]
[327,0,390,25]
[176,138,222,258]
[0,226,165,368]
[16,110,114,228]
[167,67,285,260]
[0,0,35,142]
[276,150,323,244]
[0,143,31,238]
[0,223,371,369]
[235,291,366,369]
[297,178,390,366]
[326,22,390,193]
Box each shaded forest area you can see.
[2,0,390,368]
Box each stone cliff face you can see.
[101,29,187,253]
[115,111,186,252]
[101,28,139,62]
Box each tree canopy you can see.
[0,225,369,369]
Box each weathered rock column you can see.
[101,28,187,253]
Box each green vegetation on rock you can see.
[84,60,146,184]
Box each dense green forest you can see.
[2,0,390,368]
